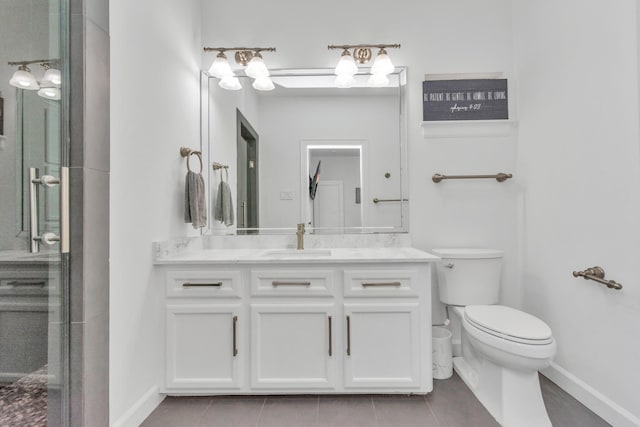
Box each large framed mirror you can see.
[204,67,408,234]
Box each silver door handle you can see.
[29,167,69,253]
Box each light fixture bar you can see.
[8,58,59,67]
[203,47,276,53]
[327,44,400,51]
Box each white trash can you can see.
[432,326,453,379]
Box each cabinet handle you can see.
[232,315,238,357]
[6,280,47,287]
[182,282,223,287]
[271,281,311,287]
[361,281,402,287]
[346,315,351,356]
[328,316,332,357]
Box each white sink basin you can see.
[264,249,332,257]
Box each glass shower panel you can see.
[0,0,69,426]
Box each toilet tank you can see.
[432,248,503,306]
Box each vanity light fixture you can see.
[8,64,40,90]
[8,59,61,97]
[203,47,277,91]
[328,44,400,88]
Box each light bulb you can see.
[9,66,39,90]
[208,52,234,79]
[334,50,358,76]
[37,87,61,100]
[368,73,389,87]
[371,50,395,76]
[335,74,356,88]
[42,68,62,86]
[252,76,275,91]
[218,76,242,90]
[245,53,269,79]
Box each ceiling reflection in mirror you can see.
[204,67,408,235]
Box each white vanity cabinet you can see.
[164,270,244,391]
[157,249,435,395]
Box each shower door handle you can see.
[29,167,69,253]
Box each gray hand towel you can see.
[215,181,234,226]
[184,171,207,229]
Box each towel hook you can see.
[180,147,203,174]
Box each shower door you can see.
[0,0,70,426]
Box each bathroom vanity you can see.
[154,247,438,395]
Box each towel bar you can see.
[432,173,512,183]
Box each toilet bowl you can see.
[433,249,556,427]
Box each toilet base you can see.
[453,356,552,427]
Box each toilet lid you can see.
[464,305,553,344]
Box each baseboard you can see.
[111,386,165,427]
[542,362,640,427]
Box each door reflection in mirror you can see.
[305,145,363,233]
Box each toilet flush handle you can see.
[444,263,454,269]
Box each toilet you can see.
[432,248,556,427]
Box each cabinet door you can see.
[251,304,335,390]
[166,304,242,390]
[343,303,420,389]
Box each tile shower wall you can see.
[69,0,110,425]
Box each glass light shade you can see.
[334,53,358,76]
[335,74,356,88]
[252,76,275,91]
[9,68,40,90]
[208,55,234,79]
[218,76,242,90]
[371,52,395,76]
[41,68,62,86]
[245,55,269,79]
[368,73,390,87]
[37,87,61,100]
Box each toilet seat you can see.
[464,305,554,345]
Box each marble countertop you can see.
[154,247,440,265]
[0,250,58,264]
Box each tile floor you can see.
[141,374,610,427]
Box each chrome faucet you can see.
[296,223,305,250]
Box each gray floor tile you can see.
[427,373,499,427]
[540,375,611,427]
[258,396,319,427]
[318,395,377,427]
[141,397,212,427]
[196,396,265,427]
[373,395,438,427]
[141,373,611,427]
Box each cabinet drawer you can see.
[250,270,333,297]
[343,269,419,297]
[166,270,242,298]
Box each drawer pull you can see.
[182,282,223,287]
[361,281,402,287]
[271,281,311,287]
[328,316,333,357]
[6,280,47,287]
[346,315,351,356]
[232,315,238,357]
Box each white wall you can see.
[513,1,640,425]
[109,0,202,424]
[201,0,518,317]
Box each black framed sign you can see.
[423,78,508,121]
